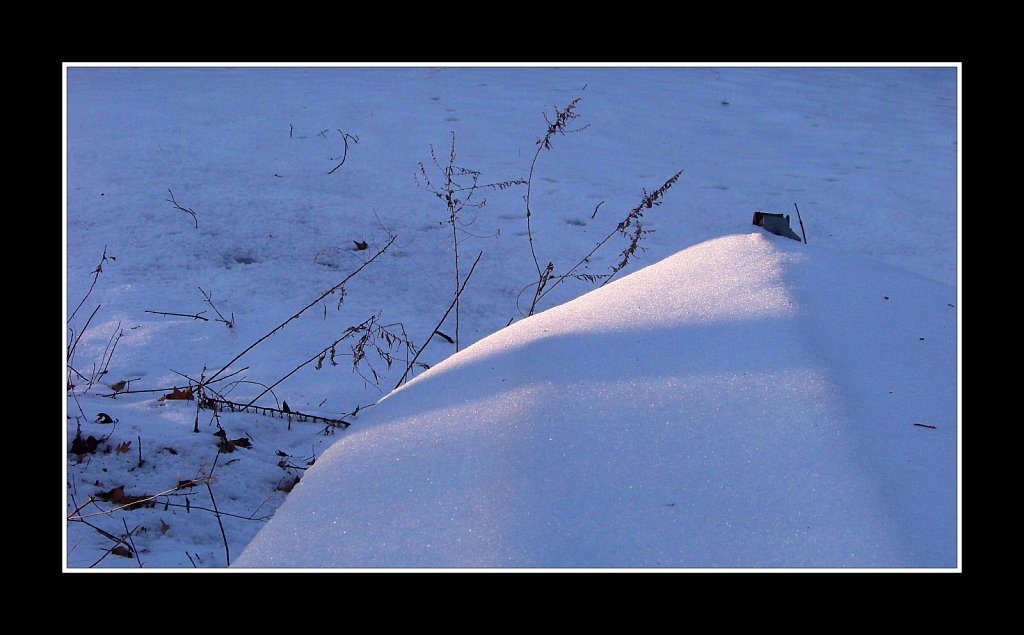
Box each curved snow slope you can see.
[236,234,957,568]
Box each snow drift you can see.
[235,233,957,568]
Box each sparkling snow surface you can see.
[236,234,956,568]
[67,67,957,568]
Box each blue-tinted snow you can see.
[235,234,956,568]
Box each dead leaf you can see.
[353,240,368,251]
[160,519,170,534]
[71,433,99,455]
[96,485,151,510]
[97,485,126,503]
[115,440,132,454]
[177,479,197,489]
[159,386,193,401]
[277,475,301,493]
[231,437,252,449]
[110,545,133,558]
[122,494,153,511]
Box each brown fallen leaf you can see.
[277,475,301,493]
[97,485,126,503]
[231,437,252,449]
[96,485,152,510]
[115,440,132,454]
[122,494,153,511]
[71,433,99,455]
[159,386,193,401]
[110,545,133,558]
[160,519,170,535]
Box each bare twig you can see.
[198,286,234,327]
[122,518,142,568]
[186,552,198,568]
[246,314,396,406]
[206,480,230,566]
[69,246,113,325]
[794,203,808,244]
[328,130,359,174]
[396,251,483,389]
[68,305,100,365]
[97,368,248,398]
[76,322,124,394]
[68,479,211,521]
[68,387,87,421]
[205,234,396,387]
[145,310,209,321]
[417,134,523,351]
[536,170,684,306]
[525,98,587,278]
[160,499,274,522]
[89,549,113,568]
[68,495,95,519]
[166,189,198,228]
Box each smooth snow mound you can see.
[235,233,957,568]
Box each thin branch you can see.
[68,305,100,364]
[327,131,359,175]
[525,98,586,278]
[539,170,684,303]
[97,368,249,398]
[68,386,87,421]
[69,245,113,324]
[206,481,230,566]
[145,310,209,321]
[794,203,808,244]
[205,234,397,386]
[198,286,234,327]
[396,251,483,389]
[96,325,123,383]
[122,518,142,568]
[166,189,198,228]
[89,548,113,568]
[68,479,211,521]
[78,518,130,548]
[160,499,274,522]
[246,316,376,407]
